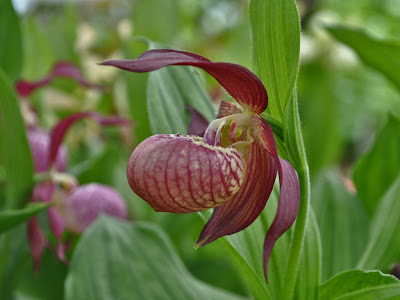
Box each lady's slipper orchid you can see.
[101,49,300,281]
[27,112,130,270]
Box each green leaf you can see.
[320,270,399,300]
[353,115,400,216]
[65,217,245,300]
[250,0,301,121]
[0,70,33,209]
[312,171,369,282]
[326,25,400,92]
[0,203,49,234]
[358,175,400,271]
[0,0,23,81]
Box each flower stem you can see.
[281,90,311,300]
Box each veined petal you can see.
[217,101,243,118]
[101,49,268,114]
[127,134,246,213]
[254,115,300,282]
[195,141,277,247]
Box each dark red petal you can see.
[15,62,105,98]
[27,218,46,271]
[127,134,246,213]
[254,115,300,282]
[217,101,243,118]
[195,142,277,247]
[101,49,268,114]
[49,112,130,167]
[186,105,210,137]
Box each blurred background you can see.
[4,0,400,298]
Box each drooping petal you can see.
[127,134,246,213]
[195,142,277,247]
[217,101,243,118]
[15,62,105,98]
[186,105,209,137]
[27,218,46,272]
[49,112,130,167]
[101,49,268,113]
[254,115,300,282]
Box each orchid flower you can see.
[101,49,300,281]
[27,112,130,270]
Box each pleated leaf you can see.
[250,0,301,120]
[320,270,399,300]
[357,175,400,271]
[326,25,400,92]
[65,217,246,300]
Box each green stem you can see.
[281,90,311,300]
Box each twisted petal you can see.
[254,116,300,282]
[49,112,130,166]
[101,49,268,114]
[15,62,105,98]
[127,134,246,213]
[195,142,277,247]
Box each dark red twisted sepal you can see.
[254,115,300,282]
[49,112,130,167]
[127,134,246,213]
[15,62,105,98]
[101,49,268,114]
[195,142,277,248]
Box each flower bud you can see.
[58,183,128,234]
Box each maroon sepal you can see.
[254,116,300,282]
[101,49,268,114]
[15,62,105,98]
[49,112,130,167]
[195,142,277,248]
[186,105,210,137]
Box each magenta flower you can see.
[101,49,300,281]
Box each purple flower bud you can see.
[27,128,68,173]
[59,183,128,234]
